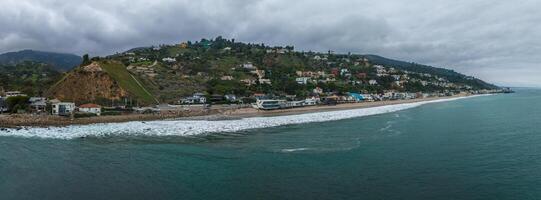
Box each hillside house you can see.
[331,68,340,76]
[296,77,311,85]
[296,71,316,77]
[258,79,272,85]
[356,73,367,79]
[242,63,256,69]
[240,78,256,86]
[313,87,323,94]
[78,104,102,116]
[369,80,378,85]
[52,102,76,116]
[251,69,266,79]
[6,91,25,97]
[340,69,350,76]
[162,57,176,63]
[221,76,234,81]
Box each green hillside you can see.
[5,37,500,106]
[99,61,158,104]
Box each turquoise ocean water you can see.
[1,89,540,199]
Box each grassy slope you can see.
[99,61,158,104]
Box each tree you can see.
[81,54,91,66]
[5,96,30,113]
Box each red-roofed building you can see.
[78,104,102,116]
[331,68,340,76]
[356,73,367,79]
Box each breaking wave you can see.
[0,96,481,139]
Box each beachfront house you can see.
[304,97,319,106]
[78,104,102,116]
[52,102,76,116]
[29,97,47,113]
[362,94,375,102]
[180,93,207,104]
[224,94,237,102]
[348,93,365,102]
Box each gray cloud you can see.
[1,0,540,87]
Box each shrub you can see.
[74,112,97,118]
[101,111,121,116]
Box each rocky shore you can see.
[0,94,471,128]
[0,109,219,128]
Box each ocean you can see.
[1,89,540,200]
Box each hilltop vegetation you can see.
[1,37,498,106]
[100,37,497,104]
[0,61,62,96]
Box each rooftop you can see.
[79,103,101,108]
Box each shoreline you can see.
[0,94,473,128]
[220,94,471,119]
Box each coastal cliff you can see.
[46,61,156,105]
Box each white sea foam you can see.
[281,148,312,153]
[0,95,483,139]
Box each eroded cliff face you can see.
[47,63,128,104]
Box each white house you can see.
[258,79,272,85]
[369,80,378,85]
[78,104,102,116]
[52,102,76,116]
[180,93,207,104]
[5,91,26,97]
[242,63,256,69]
[221,76,234,81]
[162,57,176,63]
[312,87,323,94]
[29,97,47,113]
[296,77,311,85]
[224,94,237,102]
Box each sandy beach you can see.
[0,94,470,128]
[219,94,471,118]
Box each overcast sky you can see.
[1,0,540,87]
